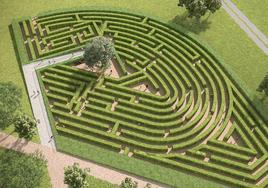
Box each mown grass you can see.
[87,175,118,188]
[232,0,268,37]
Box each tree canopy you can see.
[257,73,268,95]
[14,114,37,140]
[0,82,22,128]
[0,149,47,188]
[178,0,222,19]
[83,36,115,72]
[64,163,90,188]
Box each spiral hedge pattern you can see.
[15,10,268,187]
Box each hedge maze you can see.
[17,10,267,187]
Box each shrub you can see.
[14,114,37,140]
[64,163,90,188]
[119,177,138,188]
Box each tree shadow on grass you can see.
[168,12,212,34]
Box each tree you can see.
[178,0,222,19]
[0,82,22,128]
[0,149,47,188]
[14,114,37,140]
[257,73,268,95]
[64,163,90,188]
[119,177,138,188]
[83,36,115,74]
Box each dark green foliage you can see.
[0,149,47,188]
[0,82,22,128]
[83,36,115,72]
[257,73,268,95]
[14,114,37,140]
[119,178,138,188]
[178,0,222,18]
[64,163,90,188]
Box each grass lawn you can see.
[232,0,268,37]
[0,147,51,188]
[87,176,118,188]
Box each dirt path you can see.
[0,132,167,188]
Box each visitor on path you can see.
[48,135,54,143]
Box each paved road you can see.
[22,51,83,149]
[0,132,167,188]
[223,0,268,55]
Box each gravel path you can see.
[222,0,268,55]
[0,132,167,188]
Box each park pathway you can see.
[22,51,83,149]
[0,132,167,188]
[222,0,268,55]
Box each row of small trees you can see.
[64,163,152,188]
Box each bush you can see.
[14,114,37,140]
[119,177,138,188]
[64,163,90,188]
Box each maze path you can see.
[18,10,268,187]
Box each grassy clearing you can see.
[232,0,268,36]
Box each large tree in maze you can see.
[0,82,22,128]
[84,36,115,74]
[257,73,268,95]
[178,0,222,19]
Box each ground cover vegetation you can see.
[10,9,266,187]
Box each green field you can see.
[87,176,118,188]
[1,1,268,188]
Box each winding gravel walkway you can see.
[0,132,167,188]
[222,0,268,55]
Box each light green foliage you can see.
[14,113,37,140]
[0,149,47,188]
[178,0,222,18]
[119,178,138,188]
[64,163,90,188]
[83,36,115,72]
[0,82,22,128]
